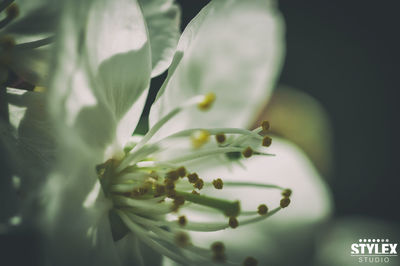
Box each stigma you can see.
[96,92,291,264]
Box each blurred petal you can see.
[139,0,181,77]
[254,85,333,177]
[48,0,151,152]
[150,0,284,138]
[188,138,332,265]
[314,217,400,266]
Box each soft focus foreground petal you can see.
[314,217,400,266]
[139,0,181,77]
[150,0,285,138]
[185,138,332,265]
[6,88,55,198]
[48,0,151,153]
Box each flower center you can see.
[95,92,293,264]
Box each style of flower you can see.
[5,0,332,265]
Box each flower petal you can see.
[48,0,152,152]
[149,0,285,137]
[139,0,181,77]
[188,138,332,265]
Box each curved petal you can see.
[149,0,285,138]
[188,138,333,265]
[139,0,181,77]
[48,0,152,152]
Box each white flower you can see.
[5,0,332,265]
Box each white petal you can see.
[190,138,333,265]
[48,0,152,152]
[150,0,285,137]
[139,0,181,77]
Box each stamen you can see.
[243,256,258,266]
[175,231,191,247]
[178,216,187,226]
[228,217,239,229]
[215,133,226,144]
[282,189,292,197]
[280,197,291,208]
[194,179,204,190]
[242,147,253,158]
[5,3,18,18]
[197,92,216,110]
[261,120,270,132]
[187,173,199,183]
[262,136,272,147]
[212,178,223,190]
[191,130,210,148]
[257,204,268,215]
[177,166,187,177]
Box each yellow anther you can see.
[262,136,272,147]
[187,173,199,183]
[257,204,268,215]
[215,133,226,144]
[212,178,223,190]
[243,257,258,266]
[282,189,292,197]
[228,217,239,229]
[6,3,19,19]
[178,216,187,226]
[261,120,270,132]
[197,92,216,110]
[175,232,191,247]
[280,197,291,208]
[242,147,253,158]
[191,130,210,148]
[33,86,46,92]
[194,179,204,190]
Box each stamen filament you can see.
[15,36,54,49]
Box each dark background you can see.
[151,0,399,224]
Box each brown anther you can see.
[281,189,292,197]
[178,216,187,226]
[243,256,258,266]
[173,195,185,206]
[228,217,239,229]
[261,120,270,132]
[280,197,291,208]
[175,232,191,247]
[215,133,226,144]
[177,167,187,178]
[211,241,225,254]
[187,173,199,183]
[166,170,179,181]
[212,178,224,190]
[257,204,268,215]
[0,36,15,50]
[6,3,19,19]
[242,147,253,158]
[194,179,204,190]
[154,184,165,197]
[191,190,200,195]
[164,180,175,190]
[262,136,272,147]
